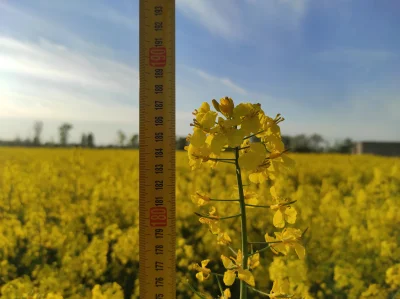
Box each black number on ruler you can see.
[155,261,164,271]
[155,148,163,158]
[155,164,163,174]
[154,38,163,47]
[155,132,163,142]
[154,6,163,16]
[155,277,164,287]
[155,228,163,239]
[155,180,163,190]
[155,69,163,78]
[155,116,163,126]
[154,21,163,31]
[155,294,164,298]
[155,196,164,206]
[155,85,163,94]
[155,245,163,254]
[155,101,163,110]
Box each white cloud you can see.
[176,0,310,43]
[0,36,138,94]
[187,67,248,95]
[176,0,243,40]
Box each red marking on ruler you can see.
[150,207,167,227]
[149,47,167,67]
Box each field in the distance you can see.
[0,148,399,299]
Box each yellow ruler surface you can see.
[139,0,176,298]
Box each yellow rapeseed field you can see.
[0,147,399,298]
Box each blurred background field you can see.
[0,148,399,298]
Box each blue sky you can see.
[0,0,399,145]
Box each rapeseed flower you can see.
[192,259,211,281]
[221,250,256,287]
[267,279,293,298]
[270,186,297,228]
[265,228,305,259]
[191,191,210,207]
[199,206,220,234]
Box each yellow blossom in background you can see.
[191,191,210,207]
[217,232,232,245]
[1,146,398,298]
[248,252,260,270]
[265,228,306,259]
[192,259,211,282]
[244,190,259,206]
[267,279,293,298]
[199,206,220,234]
[223,288,232,298]
[270,186,297,228]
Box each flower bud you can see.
[212,99,221,112]
[219,97,234,117]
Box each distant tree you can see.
[176,137,188,150]
[59,123,73,146]
[281,135,291,149]
[336,138,353,153]
[23,137,32,146]
[117,130,126,147]
[87,133,95,148]
[11,135,22,146]
[309,133,324,152]
[33,121,43,146]
[292,134,311,152]
[81,133,88,147]
[129,134,139,148]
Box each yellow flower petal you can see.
[249,253,260,269]
[190,128,206,147]
[221,255,235,269]
[273,209,285,228]
[223,288,231,298]
[241,116,260,135]
[293,243,306,259]
[285,207,297,224]
[201,259,210,268]
[223,270,236,286]
[238,143,266,170]
[227,129,245,148]
[210,134,228,154]
[196,272,205,281]
[237,269,255,287]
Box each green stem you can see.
[235,147,248,299]
[194,212,241,220]
[209,158,236,161]
[248,245,271,257]
[213,274,225,298]
[248,286,270,296]
[245,204,271,208]
[245,200,297,208]
[243,130,266,140]
[210,198,240,202]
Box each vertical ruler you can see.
[139,0,176,298]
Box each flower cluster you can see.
[186,98,305,298]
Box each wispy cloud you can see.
[0,35,139,123]
[176,0,243,41]
[188,67,248,95]
[0,36,138,94]
[176,0,310,41]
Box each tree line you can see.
[0,121,353,153]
